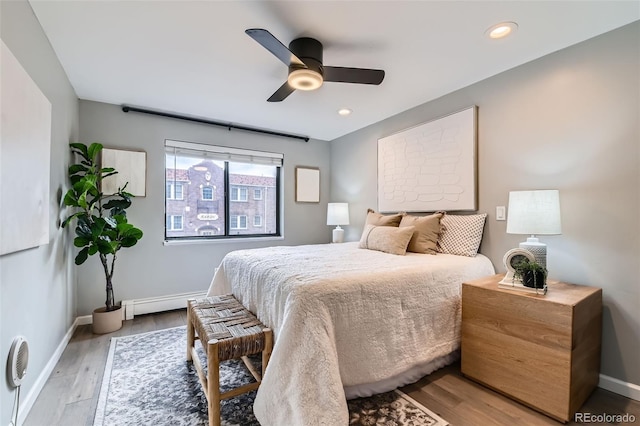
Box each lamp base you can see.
[332,226,344,243]
[519,237,547,268]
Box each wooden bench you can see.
[187,295,273,426]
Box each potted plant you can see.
[62,142,143,334]
[513,258,548,290]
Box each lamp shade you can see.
[327,203,350,226]
[506,190,562,235]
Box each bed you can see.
[207,241,495,425]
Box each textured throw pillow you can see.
[359,224,415,255]
[365,209,403,227]
[437,213,487,257]
[400,212,444,254]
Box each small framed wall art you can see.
[295,166,320,203]
[101,148,147,197]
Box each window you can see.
[231,186,248,202]
[202,186,214,200]
[165,140,282,240]
[230,215,248,230]
[166,215,183,231]
[166,182,184,200]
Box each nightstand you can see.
[461,274,602,423]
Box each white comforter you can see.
[207,242,494,426]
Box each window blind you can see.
[165,140,283,166]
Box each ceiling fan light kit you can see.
[246,28,385,102]
[288,68,323,91]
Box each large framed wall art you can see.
[0,40,52,255]
[377,106,477,213]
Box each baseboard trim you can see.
[122,291,207,320]
[76,314,92,325]
[599,374,640,401]
[18,291,208,422]
[18,316,81,425]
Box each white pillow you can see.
[359,224,415,255]
[437,213,487,257]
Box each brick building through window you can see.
[166,160,277,238]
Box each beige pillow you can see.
[400,212,443,254]
[359,224,415,255]
[365,208,403,227]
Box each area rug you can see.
[94,326,448,426]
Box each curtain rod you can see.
[121,105,310,142]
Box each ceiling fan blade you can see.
[323,66,385,85]
[267,82,296,102]
[246,28,305,67]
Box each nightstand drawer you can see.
[462,320,571,419]
[462,283,573,350]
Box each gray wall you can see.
[331,23,639,386]
[0,1,80,423]
[77,100,331,315]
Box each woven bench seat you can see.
[187,295,272,426]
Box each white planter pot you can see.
[92,306,123,334]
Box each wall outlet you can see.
[496,206,506,221]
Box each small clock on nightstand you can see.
[498,247,535,285]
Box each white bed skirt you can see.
[344,351,459,399]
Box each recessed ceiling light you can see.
[486,22,518,39]
[338,108,352,116]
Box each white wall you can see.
[331,23,640,386]
[0,1,79,424]
[76,100,331,315]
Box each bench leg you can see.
[208,339,221,426]
[262,328,273,379]
[186,301,194,362]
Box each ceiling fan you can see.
[246,28,385,102]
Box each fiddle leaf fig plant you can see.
[62,142,143,312]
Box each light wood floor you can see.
[24,309,639,426]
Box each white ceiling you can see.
[29,1,639,141]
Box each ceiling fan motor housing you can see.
[288,37,324,75]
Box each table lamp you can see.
[327,203,349,243]
[506,189,562,268]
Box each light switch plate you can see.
[496,206,506,221]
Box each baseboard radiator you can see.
[121,291,208,320]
